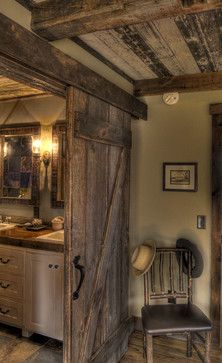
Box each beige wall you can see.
[0,95,66,222]
[130,90,222,318]
[1,0,222,320]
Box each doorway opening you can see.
[0,73,66,362]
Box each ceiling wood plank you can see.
[0,13,147,120]
[80,30,157,80]
[175,12,218,72]
[115,26,172,78]
[72,37,134,84]
[134,71,222,96]
[136,19,200,75]
[31,0,222,40]
[0,75,46,101]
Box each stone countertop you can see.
[0,227,64,253]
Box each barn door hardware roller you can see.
[73,255,85,300]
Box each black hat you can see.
[176,238,204,278]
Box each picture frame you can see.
[163,162,198,192]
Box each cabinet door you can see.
[24,251,64,340]
[0,246,24,275]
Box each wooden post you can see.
[146,334,153,363]
[206,331,211,363]
[187,332,192,357]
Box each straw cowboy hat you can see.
[131,240,156,276]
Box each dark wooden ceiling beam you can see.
[15,0,35,11]
[30,0,222,40]
[134,72,222,96]
[0,13,147,120]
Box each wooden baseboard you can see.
[134,316,143,332]
[91,317,134,363]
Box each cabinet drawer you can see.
[0,247,24,275]
[0,273,23,300]
[0,298,23,327]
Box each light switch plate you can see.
[197,215,206,229]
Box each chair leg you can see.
[205,331,211,363]
[146,334,153,363]
[187,332,192,357]
[143,333,146,358]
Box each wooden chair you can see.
[142,247,212,363]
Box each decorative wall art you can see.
[163,162,198,192]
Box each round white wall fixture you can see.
[162,92,179,105]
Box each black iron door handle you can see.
[73,255,85,300]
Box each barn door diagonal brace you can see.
[78,147,128,363]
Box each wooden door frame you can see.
[210,103,222,346]
[0,13,145,363]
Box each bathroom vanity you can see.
[0,226,64,340]
[0,122,65,341]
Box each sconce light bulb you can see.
[32,139,41,154]
[3,142,8,157]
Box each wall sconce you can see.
[3,142,8,158]
[42,150,51,168]
[32,138,41,154]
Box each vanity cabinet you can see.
[0,246,24,327]
[24,250,64,340]
[0,245,63,340]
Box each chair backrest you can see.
[143,247,192,305]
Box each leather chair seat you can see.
[142,303,212,335]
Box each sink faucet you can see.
[5,216,11,224]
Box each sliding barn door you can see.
[64,87,132,363]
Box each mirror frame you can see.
[51,121,66,209]
[0,123,41,206]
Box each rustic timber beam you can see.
[134,72,222,96]
[0,13,147,120]
[30,0,222,39]
[15,0,35,11]
[210,103,222,115]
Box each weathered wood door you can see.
[211,104,222,346]
[64,87,132,363]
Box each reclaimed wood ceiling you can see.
[16,0,222,95]
[0,75,46,101]
[75,9,222,82]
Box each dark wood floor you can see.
[1,325,222,362]
[0,324,62,362]
[120,331,222,363]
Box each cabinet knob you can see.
[0,308,9,315]
[0,258,10,264]
[48,264,53,269]
[0,282,10,289]
[54,265,59,269]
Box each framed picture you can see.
[163,162,198,192]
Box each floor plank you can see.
[0,324,62,363]
[120,331,222,363]
[1,324,222,362]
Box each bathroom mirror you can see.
[51,122,66,208]
[0,123,41,205]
